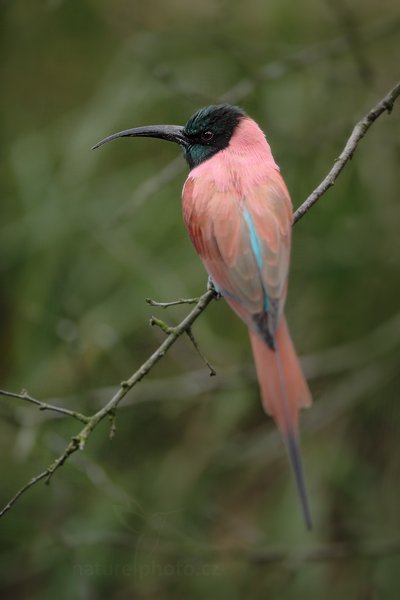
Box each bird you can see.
[93,104,313,529]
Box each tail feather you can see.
[286,429,313,530]
[249,317,313,529]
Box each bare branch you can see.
[0,470,49,518]
[146,297,200,308]
[293,80,400,224]
[0,430,83,517]
[0,388,90,424]
[185,328,216,377]
[1,80,399,519]
[150,308,217,377]
[149,315,175,335]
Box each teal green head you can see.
[93,104,246,169]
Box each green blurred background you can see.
[1,1,400,598]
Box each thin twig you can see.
[149,316,175,334]
[108,409,117,440]
[146,297,200,308]
[185,328,216,376]
[293,80,400,223]
[1,80,399,519]
[0,389,90,424]
[0,471,49,518]
[149,307,216,375]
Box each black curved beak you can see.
[92,124,188,150]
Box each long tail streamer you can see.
[249,319,312,529]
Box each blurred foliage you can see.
[1,0,400,598]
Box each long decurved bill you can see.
[92,125,187,150]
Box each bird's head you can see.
[93,104,246,169]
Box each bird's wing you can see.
[244,176,292,307]
[182,175,292,331]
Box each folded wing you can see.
[182,175,293,338]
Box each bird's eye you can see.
[201,130,214,142]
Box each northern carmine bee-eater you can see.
[94,104,313,528]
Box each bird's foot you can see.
[207,276,222,299]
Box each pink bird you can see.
[94,104,313,528]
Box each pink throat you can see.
[189,117,279,193]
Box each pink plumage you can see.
[182,116,313,527]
